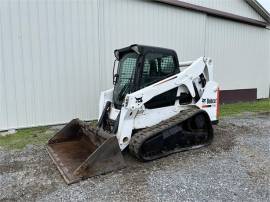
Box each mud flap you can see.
[47,119,126,184]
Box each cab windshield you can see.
[113,52,138,108]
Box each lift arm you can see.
[124,57,213,111]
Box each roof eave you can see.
[245,0,270,23]
[155,0,268,27]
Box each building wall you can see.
[205,16,270,99]
[0,0,207,130]
[0,0,269,130]
[0,0,101,129]
[269,29,270,97]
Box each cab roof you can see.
[114,44,179,63]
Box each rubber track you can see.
[129,108,213,161]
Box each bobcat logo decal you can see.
[135,97,143,103]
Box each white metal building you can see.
[0,0,269,131]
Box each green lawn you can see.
[0,99,269,150]
[0,121,98,150]
[0,126,53,150]
[220,99,270,117]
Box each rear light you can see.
[216,87,220,119]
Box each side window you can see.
[160,56,175,74]
[140,53,179,88]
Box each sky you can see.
[258,0,270,12]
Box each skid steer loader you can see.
[47,44,219,184]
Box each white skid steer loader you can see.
[47,44,220,184]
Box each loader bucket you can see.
[47,119,126,184]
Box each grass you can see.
[0,126,53,150]
[0,99,269,150]
[220,99,270,117]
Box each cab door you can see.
[139,52,180,109]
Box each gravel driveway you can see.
[1,112,269,202]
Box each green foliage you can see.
[220,99,270,117]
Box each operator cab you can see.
[113,44,180,109]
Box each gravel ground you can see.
[0,112,269,202]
